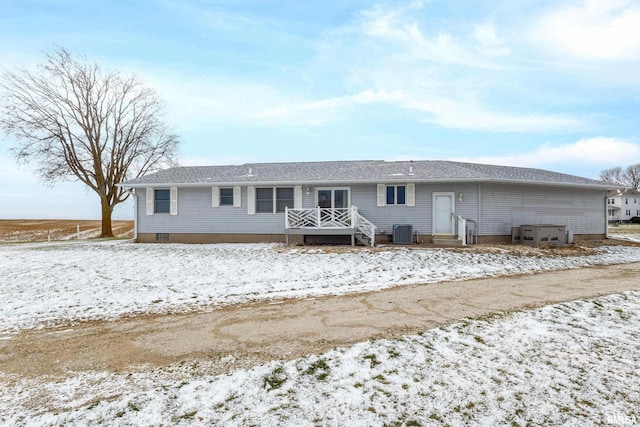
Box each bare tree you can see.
[600,166,624,185]
[623,163,640,190]
[0,48,179,237]
[600,164,640,190]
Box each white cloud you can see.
[531,0,640,60]
[127,3,585,133]
[473,24,510,57]
[356,1,504,69]
[406,97,581,132]
[256,90,404,126]
[454,137,640,168]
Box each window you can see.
[156,233,169,242]
[386,185,406,205]
[155,189,170,213]
[256,188,273,213]
[276,188,294,212]
[247,186,300,215]
[255,187,295,213]
[626,198,629,204]
[220,188,234,206]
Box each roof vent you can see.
[409,166,414,175]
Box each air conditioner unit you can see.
[393,224,413,244]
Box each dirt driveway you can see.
[2,262,639,379]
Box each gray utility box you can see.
[520,224,567,246]
[393,224,413,244]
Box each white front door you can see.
[433,192,455,235]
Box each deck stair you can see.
[285,206,376,247]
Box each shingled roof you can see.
[120,160,610,189]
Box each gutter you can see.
[117,178,612,191]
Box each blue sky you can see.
[1,0,640,219]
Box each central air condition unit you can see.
[393,224,413,244]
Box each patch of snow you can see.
[1,242,640,333]
[2,292,638,425]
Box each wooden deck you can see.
[284,207,376,246]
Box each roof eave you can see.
[118,177,611,190]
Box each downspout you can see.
[605,191,609,239]
[477,183,482,242]
[133,188,138,241]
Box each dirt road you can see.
[2,262,639,379]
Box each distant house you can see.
[607,189,640,222]
[119,160,611,245]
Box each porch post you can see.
[351,206,357,229]
[285,207,289,229]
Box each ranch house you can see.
[119,160,611,246]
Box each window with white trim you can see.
[256,188,274,213]
[255,187,295,213]
[155,189,170,213]
[276,188,294,212]
[220,188,234,206]
[386,185,406,205]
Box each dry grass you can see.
[0,219,134,242]
[608,223,640,235]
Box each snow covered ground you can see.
[2,291,639,426]
[2,241,640,334]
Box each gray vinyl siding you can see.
[137,187,285,234]
[136,183,606,237]
[350,183,478,236]
[479,183,606,235]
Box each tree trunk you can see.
[100,198,114,238]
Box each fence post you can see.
[77,224,80,240]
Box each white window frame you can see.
[377,183,415,207]
[146,187,177,215]
[254,186,296,214]
[316,187,351,208]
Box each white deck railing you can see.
[354,210,376,247]
[285,206,376,247]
